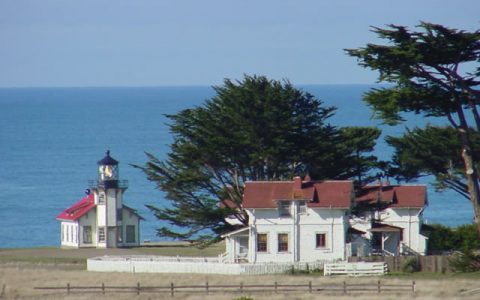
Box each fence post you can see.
[377,280,381,293]
[67,283,70,295]
[308,281,312,293]
[170,282,174,296]
[274,281,278,293]
[102,282,105,295]
[412,281,416,297]
[343,281,346,294]
[206,281,209,295]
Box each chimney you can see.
[293,176,303,199]
[293,176,302,190]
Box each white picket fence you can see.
[324,262,388,276]
[87,255,329,275]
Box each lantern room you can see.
[97,150,119,188]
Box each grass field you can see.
[0,241,225,264]
[1,245,480,299]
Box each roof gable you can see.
[356,185,427,208]
[56,194,96,221]
[242,180,353,209]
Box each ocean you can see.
[0,85,473,248]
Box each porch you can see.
[221,227,249,263]
[370,223,402,256]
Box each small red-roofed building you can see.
[57,151,143,248]
[221,177,428,263]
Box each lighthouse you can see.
[57,151,143,248]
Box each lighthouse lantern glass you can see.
[99,164,118,181]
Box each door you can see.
[236,236,248,262]
[107,227,117,248]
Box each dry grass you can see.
[1,263,480,300]
[0,242,225,264]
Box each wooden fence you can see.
[348,255,451,273]
[324,262,388,276]
[34,280,416,297]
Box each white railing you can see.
[217,252,228,263]
[87,256,330,275]
[324,262,388,276]
[90,255,222,263]
[400,243,421,256]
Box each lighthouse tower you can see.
[90,150,127,248]
[57,151,142,248]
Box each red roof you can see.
[356,185,427,208]
[242,180,353,208]
[56,194,96,221]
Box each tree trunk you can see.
[457,107,480,236]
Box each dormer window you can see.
[278,201,291,217]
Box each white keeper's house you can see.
[222,176,428,263]
[57,151,143,248]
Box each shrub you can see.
[401,257,420,273]
[449,249,480,272]
[427,223,480,254]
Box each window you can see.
[98,227,106,242]
[126,225,136,243]
[61,225,65,241]
[278,201,291,217]
[69,225,73,242]
[400,228,404,241]
[83,226,92,244]
[74,227,77,243]
[98,193,105,204]
[277,233,289,252]
[117,209,123,221]
[298,201,307,214]
[117,226,123,243]
[257,233,268,252]
[316,233,327,248]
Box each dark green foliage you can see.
[401,257,420,273]
[346,23,480,125]
[346,22,480,230]
[137,75,380,245]
[339,127,382,185]
[386,126,480,199]
[450,249,480,272]
[427,224,480,253]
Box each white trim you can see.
[220,227,249,238]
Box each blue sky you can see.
[1,0,479,87]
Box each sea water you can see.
[0,85,473,248]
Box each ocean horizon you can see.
[0,84,473,248]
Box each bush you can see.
[449,249,480,272]
[401,257,420,273]
[427,223,480,254]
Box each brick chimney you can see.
[293,176,302,190]
[292,176,303,199]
